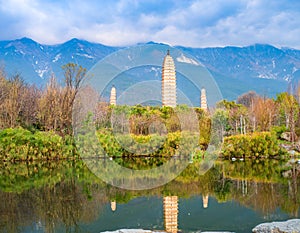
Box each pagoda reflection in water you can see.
[163,196,178,233]
[110,195,210,233]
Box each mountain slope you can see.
[0,37,118,85]
[1,38,300,99]
[178,44,300,82]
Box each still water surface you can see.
[0,158,299,233]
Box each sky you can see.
[1,0,300,48]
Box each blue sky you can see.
[1,0,300,48]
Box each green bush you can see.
[0,128,77,161]
[94,129,198,157]
[222,132,286,159]
[270,125,288,139]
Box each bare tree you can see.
[38,75,62,131]
[60,63,86,134]
[251,96,277,132]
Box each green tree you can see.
[276,92,299,142]
[217,100,248,135]
[212,108,229,143]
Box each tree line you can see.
[1,63,300,144]
[0,63,86,135]
[213,89,300,143]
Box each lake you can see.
[0,158,299,233]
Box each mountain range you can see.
[1,37,300,100]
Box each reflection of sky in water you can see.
[76,196,290,233]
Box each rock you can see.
[281,132,291,141]
[288,150,297,156]
[202,232,235,233]
[252,219,300,233]
[100,230,235,233]
[100,230,164,233]
[280,132,297,142]
[295,143,300,152]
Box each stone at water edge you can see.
[100,230,164,233]
[100,230,235,233]
[252,219,300,233]
[201,232,235,233]
[280,132,297,142]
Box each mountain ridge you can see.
[1,37,300,99]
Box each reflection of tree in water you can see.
[37,180,106,232]
[0,158,299,232]
[283,163,299,217]
[0,180,107,233]
[114,156,169,170]
[0,192,34,233]
[218,159,300,217]
[0,160,107,233]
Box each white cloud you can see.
[0,0,300,48]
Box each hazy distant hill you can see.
[1,38,300,99]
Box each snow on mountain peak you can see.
[176,54,201,66]
[52,53,61,62]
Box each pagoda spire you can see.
[110,85,116,105]
[162,50,176,107]
[201,87,208,111]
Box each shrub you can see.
[95,129,198,157]
[270,125,288,139]
[222,132,286,159]
[0,128,77,161]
